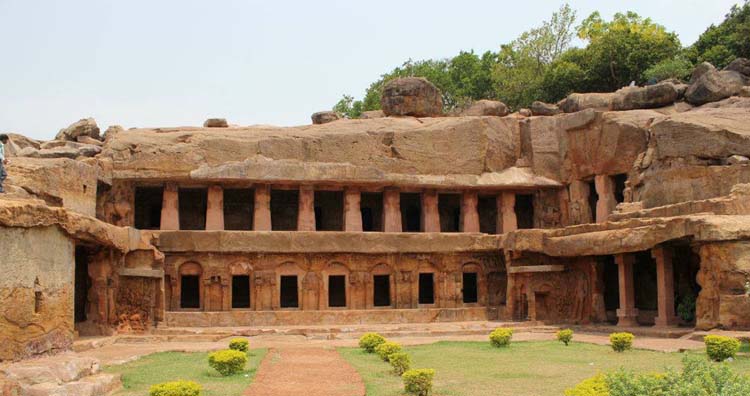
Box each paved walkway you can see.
[244,348,365,396]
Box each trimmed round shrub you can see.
[557,329,574,346]
[402,368,435,396]
[208,349,247,376]
[609,332,634,352]
[563,373,607,396]
[389,352,411,375]
[489,328,513,348]
[705,335,741,361]
[376,341,403,362]
[228,338,249,353]
[358,332,386,353]
[149,380,202,396]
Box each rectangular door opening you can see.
[134,187,163,229]
[400,193,422,232]
[328,275,347,307]
[180,275,200,309]
[418,273,435,304]
[373,275,391,307]
[231,275,251,308]
[463,272,478,303]
[224,188,254,230]
[178,188,208,230]
[280,275,299,308]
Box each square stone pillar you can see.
[499,192,517,233]
[383,189,402,232]
[595,175,617,223]
[421,190,440,233]
[160,183,180,230]
[297,186,316,231]
[344,188,363,232]
[460,191,480,233]
[569,180,593,225]
[653,246,678,327]
[253,184,272,231]
[205,185,224,230]
[615,253,639,327]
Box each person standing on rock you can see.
[0,134,8,193]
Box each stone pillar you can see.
[653,246,677,327]
[253,184,272,231]
[615,254,639,327]
[383,189,402,232]
[499,192,517,233]
[160,183,179,230]
[297,186,316,231]
[421,190,440,232]
[205,185,224,230]
[461,191,480,233]
[569,180,593,225]
[344,188,363,232]
[595,175,617,223]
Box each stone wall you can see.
[0,226,75,361]
[696,241,750,330]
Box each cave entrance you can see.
[328,275,347,307]
[315,191,344,231]
[478,195,498,234]
[438,193,461,232]
[400,193,422,232]
[671,242,702,326]
[587,180,598,223]
[280,275,299,308]
[232,275,251,309]
[418,273,435,305]
[361,192,384,232]
[601,255,620,324]
[74,246,90,323]
[224,188,254,231]
[134,186,163,229]
[178,188,208,230]
[180,275,201,309]
[271,189,299,231]
[515,194,535,229]
[614,173,628,204]
[634,251,657,325]
[373,275,391,307]
[462,272,478,304]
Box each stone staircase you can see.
[1,354,120,396]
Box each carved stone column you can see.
[421,190,440,232]
[568,180,593,225]
[344,188,363,232]
[499,192,517,233]
[383,189,402,232]
[653,246,678,327]
[595,175,617,223]
[297,186,316,231]
[160,183,179,230]
[615,254,639,327]
[205,185,224,230]
[253,184,272,231]
[461,191,480,233]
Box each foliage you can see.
[228,338,248,353]
[539,57,587,102]
[564,373,607,396]
[333,94,364,119]
[642,56,693,83]
[389,352,411,375]
[375,341,403,362]
[557,329,574,346]
[689,1,750,68]
[207,349,247,376]
[489,328,513,348]
[676,293,697,323]
[402,368,435,396]
[705,335,741,362]
[609,332,634,352]
[149,380,202,396]
[359,332,387,353]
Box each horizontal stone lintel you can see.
[508,265,565,274]
[117,267,165,278]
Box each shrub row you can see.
[358,333,432,395]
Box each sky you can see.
[0,0,742,140]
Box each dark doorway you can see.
[515,194,535,229]
[315,191,344,231]
[178,188,208,230]
[134,187,163,229]
[672,243,702,324]
[601,255,620,324]
[438,193,461,232]
[418,273,435,304]
[232,275,251,309]
[478,195,498,234]
[224,188,254,230]
[463,272,478,303]
[587,180,598,223]
[271,190,299,231]
[180,275,200,309]
[74,246,90,323]
[373,275,391,307]
[361,192,383,232]
[280,275,299,308]
[634,251,658,313]
[328,275,347,307]
[614,174,627,204]
[401,193,422,232]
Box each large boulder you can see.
[689,62,716,84]
[557,93,615,113]
[530,101,562,116]
[55,118,101,141]
[611,82,679,111]
[381,77,442,117]
[460,100,509,116]
[311,111,340,125]
[102,125,125,142]
[724,57,750,80]
[203,118,228,128]
[685,70,745,105]
[360,110,385,119]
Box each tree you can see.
[332,95,363,119]
[689,1,750,68]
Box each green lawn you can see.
[104,348,267,396]
[339,341,750,396]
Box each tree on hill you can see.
[688,0,750,68]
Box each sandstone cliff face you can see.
[696,241,750,330]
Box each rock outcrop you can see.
[203,118,228,128]
[54,118,101,142]
[724,57,750,81]
[461,100,509,116]
[558,92,615,113]
[530,101,562,116]
[611,82,678,110]
[685,69,745,105]
[381,77,442,117]
[311,111,340,124]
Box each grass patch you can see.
[339,341,750,396]
[104,348,267,396]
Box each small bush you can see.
[705,335,741,361]
[375,341,403,362]
[609,332,634,352]
[207,349,247,376]
[563,373,607,396]
[489,328,513,348]
[149,380,202,396]
[228,338,249,353]
[402,368,435,396]
[389,352,411,375]
[557,329,574,346]
[358,332,386,353]
[677,293,696,323]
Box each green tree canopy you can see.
[688,0,750,68]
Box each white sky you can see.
[0,0,742,140]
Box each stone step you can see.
[2,355,99,386]
[20,373,121,396]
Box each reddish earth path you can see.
[244,347,365,396]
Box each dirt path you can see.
[244,347,365,396]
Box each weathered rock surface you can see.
[530,101,562,116]
[381,77,442,117]
[102,125,125,141]
[518,108,532,117]
[558,92,615,113]
[724,57,750,80]
[311,111,340,125]
[690,61,716,84]
[203,118,228,128]
[461,100,509,116]
[611,82,678,110]
[685,70,745,105]
[740,86,750,97]
[360,110,385,119]
[54,118,101,141]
